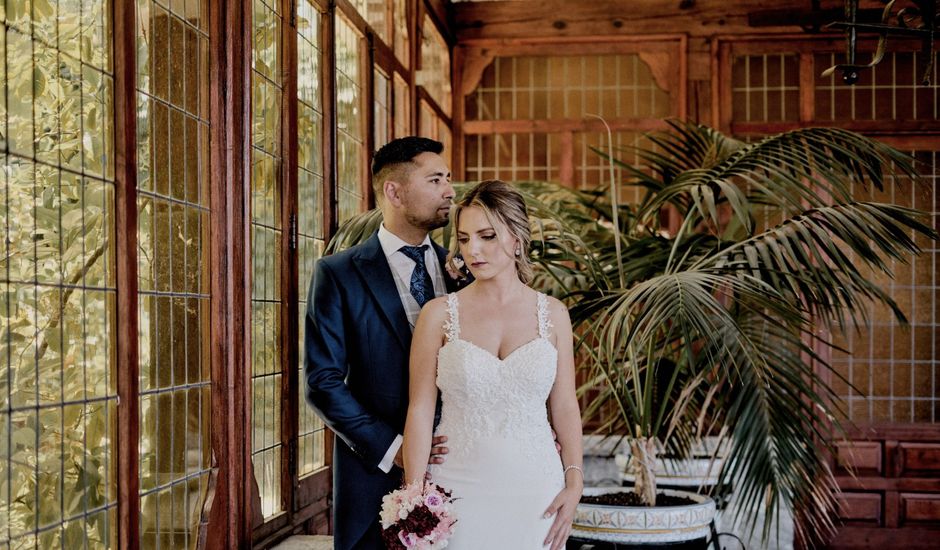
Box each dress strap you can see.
[443,293,460,342]
[536,292,553,339]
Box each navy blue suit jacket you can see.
[304,233,456,549]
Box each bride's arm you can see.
[402,299,447,485]
[544,299,583,550]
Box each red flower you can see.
[401,504,439,538]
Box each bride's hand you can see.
[542,485,582,550]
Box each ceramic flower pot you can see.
[572,487,716,545]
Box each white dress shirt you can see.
[376,224,447,472]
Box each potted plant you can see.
[557,121,936,547]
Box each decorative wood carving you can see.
[638,51,674,92]
[459,47,496,96]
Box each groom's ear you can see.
[383,179,404,207]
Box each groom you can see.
[304,137,458,549]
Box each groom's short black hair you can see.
[371,136,443,176]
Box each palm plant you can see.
[567,121,936,544]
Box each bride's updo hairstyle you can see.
[451,180,533,284]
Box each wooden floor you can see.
[270,535,333,550]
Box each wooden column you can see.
[324,3,339,239]
[205,0,253,546]
[113,0,140,547]
[281,0,301,521]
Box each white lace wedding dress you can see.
[427,292,565,548]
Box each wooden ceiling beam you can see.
[451,0,889,43]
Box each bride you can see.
[402,180,583,549]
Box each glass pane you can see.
[831,150,940,423]
[393,72,410,138]
[348,0,389,44]
[250,0,285,520]
[374,68,391,148]
[729,54,800,123]
[463,53,674,193]
[418,15,450,116]
[137,1,213,547]
[297,1,327,478]
[815,51,939,122]
[370,0,389,45]
[393,0,409,69]
[336,16,365,224]
[469,54,671,122]
[420,99,436,140]
[438,118,452,173]
[1,1,118,548]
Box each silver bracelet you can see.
[563,464,583,477]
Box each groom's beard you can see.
[407,210,451,232]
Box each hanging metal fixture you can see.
[823,0,937,84]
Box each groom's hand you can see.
[392,435,449,469]
[429,435,449,464]
[552,429,561,454]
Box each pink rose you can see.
[446,257,466,281]
[424,493,442,509]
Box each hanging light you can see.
[823,0,938,85]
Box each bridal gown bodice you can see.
[427,292,565,549]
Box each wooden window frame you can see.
[252,0,336,545]
[114,0,250,548]
[251,0,455,545]
[713,35,939,148]
[453,36,688,183]
[416,2,453,141]
[70,1,454,547]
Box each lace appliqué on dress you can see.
[435,292,559,478]
[536,292,553,339]
[442,293,460,343]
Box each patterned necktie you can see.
[399,245,434,307]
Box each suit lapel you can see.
[352,235,411,352]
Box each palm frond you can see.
[626,122,917,236]
[325,208,385,254]
[695,201,935,328]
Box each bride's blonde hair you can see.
[450,180,533,284]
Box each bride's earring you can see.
[514,247,521,256]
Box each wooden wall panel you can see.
[837,492,883,526]
[898,444,940,478]
[901,493,940,526]
[836,441,883,475]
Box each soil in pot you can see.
[579,492,697,507]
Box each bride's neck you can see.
[472,273,527,304]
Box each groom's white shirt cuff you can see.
[378,435,403,473]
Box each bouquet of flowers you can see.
[380,481,457,549]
